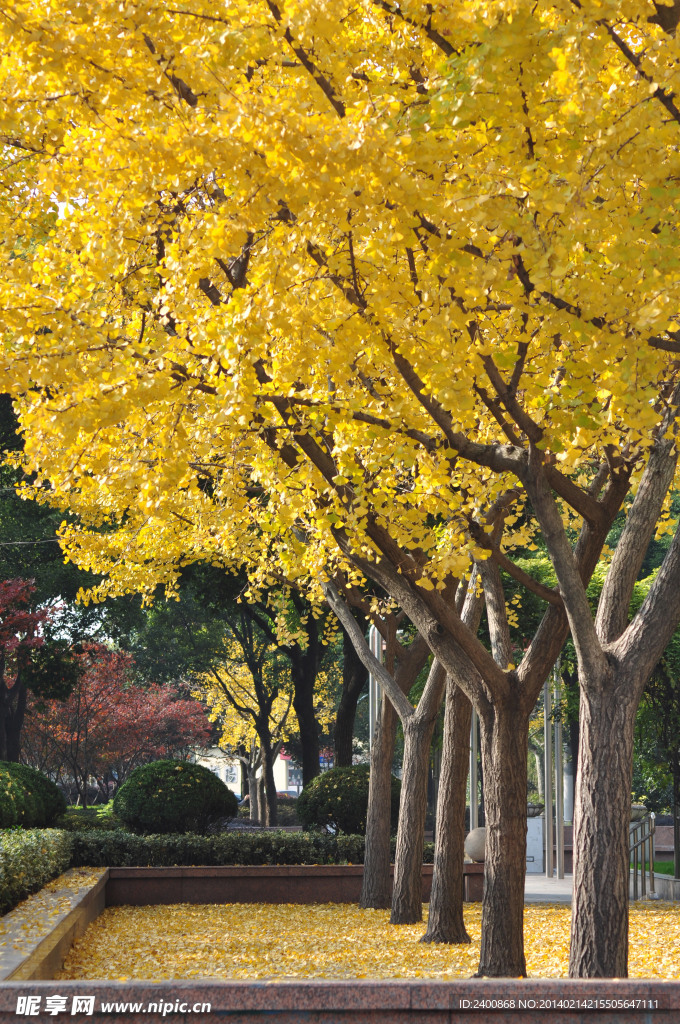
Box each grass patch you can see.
[57,902,680,981]
[631,859,676,876]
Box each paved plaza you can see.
[524,873,574,903]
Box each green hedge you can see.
[0,829,73,914]
[70,829,436,867]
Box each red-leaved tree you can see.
[0,578,81,761]
[22,643,212,806]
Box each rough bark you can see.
[421,678,472,944]
[477,696,530,978]
[391,660,446,924]
[568,677,637,977]
[360,689,399,909]
[335,620,368,766]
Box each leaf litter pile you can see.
[57,901,680,981]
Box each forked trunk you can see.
[391,713,440,924]
[569,682,636,977]
[477,698,529,977]
[422,680,471,944]
[360,690,398,909]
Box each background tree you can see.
[110,565,335,788]
[22,643,211,807]
[193,653,296,824]
[0,578,81,761]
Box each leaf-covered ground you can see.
[57,902,680,981]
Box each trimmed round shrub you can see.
[0,763,66,827]
[297,765,401,834]
[113,760,239,834]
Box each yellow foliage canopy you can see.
[1,0,679,596]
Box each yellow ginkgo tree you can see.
[5,0,680,977]
[193,644,296,826]
[193,623,336,826]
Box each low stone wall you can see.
[1,979,678,1023]
[105,864,484,906]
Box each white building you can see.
[193,747,303,798]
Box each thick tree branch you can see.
[477,555,513,671]
[332,526,507,708]
[596,434,678,644]
[479,354,543,443]
[522,448,608,682]
[265,2,347,118]
[369,0,456,57]
[412,658,447,725]
[321,579,415,721]
[614,520,680,693]
[468,521,562,606]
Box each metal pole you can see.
[470,709,479,831]
[544,679,554,878]
[554,661,565,879]
[368,625,382,750]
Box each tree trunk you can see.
[291,670,320,786]
[422,680,472,944]
[289,634,322,786]
[569,681,636,977]
[5,676,27,763]
[247,766,260,822]
[533,750,543,798]
[673,765,680,880]
[360,690,398,909]
[477,697,530,978]
[391,675,445,924]
[335,624,368,767]
[0,682,9,762]
[262,742,278,827]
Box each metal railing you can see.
[630,812,656,900]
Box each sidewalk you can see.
[524,872,573,903]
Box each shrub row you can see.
[0,829,73,914]
[70,829,436,867]
[0,763,66,828]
